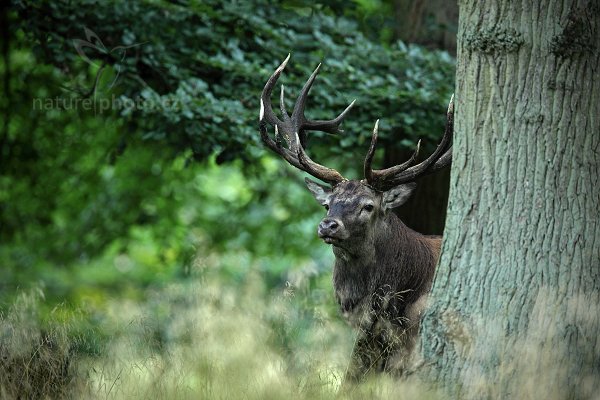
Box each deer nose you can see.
[318,218,340,237]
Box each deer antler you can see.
[259,54,355,186]
[363,95,454,191]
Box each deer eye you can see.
[362,204,374,212]
[324,204,330,211]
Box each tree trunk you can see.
[419,1,600,398]
[392,0,458,54]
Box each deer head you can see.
[259,55,453,255]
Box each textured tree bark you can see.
[419,1,600,398]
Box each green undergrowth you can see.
[1,274,439,399]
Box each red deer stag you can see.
[259,55,453,381]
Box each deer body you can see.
[259,55,453,381]
[307,179,442,378]
[338,223,441,377]
[332,213,440,331]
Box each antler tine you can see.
[293,63,356,141]
[260,53,291,127]
[259,55,348,185]
[429,147,452,171]
[304,99,356,135]
[387,95,453,185]
[292,62,321,121]
[280,85,290,123]
[363,119,379,184]
[363,130,422,186]
[295,132,346,185]
[259,101,304,171]
[365,95,454,190]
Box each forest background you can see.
[0,1,457,398]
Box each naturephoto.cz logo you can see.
[31,28,176,114]
[32,94,183,114]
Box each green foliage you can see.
[1,2,455,397]
[3,0,454,304]
[13,0,454,166]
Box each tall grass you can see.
[1,268,437,399]
[5,262,596,399]
[0,290,83,398]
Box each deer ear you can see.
[305,178,331,206]
[382,183,416,210]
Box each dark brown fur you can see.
[258,57,453,382]
[306,179,440,381]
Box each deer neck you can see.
[331,212,432,312]
[331,214,396,306]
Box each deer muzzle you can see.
[318,218,345,244]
